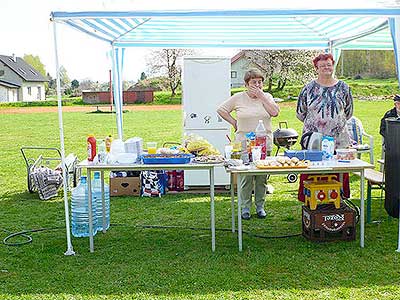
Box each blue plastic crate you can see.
[284,150,323,161]
[141,154,194,164]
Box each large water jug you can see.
[92,171,110,231]
[71,176,98,237]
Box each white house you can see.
[0,54,47,103]
[231,50,260,88]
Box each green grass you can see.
[1,99,400,299]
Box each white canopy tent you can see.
[50,7,400,255]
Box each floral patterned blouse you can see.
[296,80,353,148]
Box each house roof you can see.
[231,51,245,64]
[51,8,399,50]
[0,79,21,88]
[0,55,47,82]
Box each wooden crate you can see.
[302,203,356,242]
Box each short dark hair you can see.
[394,94,400,102]
[244,68,265,84]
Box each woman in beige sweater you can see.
[217,68,280,220]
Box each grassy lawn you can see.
[1,99,399,299]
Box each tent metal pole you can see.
[52,21,75,256]
[389,17,400,88]
[111,46,123,140]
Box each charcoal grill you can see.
[273,121,299,154]
[272,121,299,183]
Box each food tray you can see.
[256,165,308,169]
[141,154,194,164]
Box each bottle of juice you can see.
[105,135,112,153]
[255,120,267,159]
[87,134,97,161]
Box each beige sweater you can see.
[218,91,273,150]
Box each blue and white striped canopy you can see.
[51,8,400,50]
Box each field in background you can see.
[0,99,399,300]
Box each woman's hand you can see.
[247,86,263,99]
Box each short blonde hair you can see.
[244,68,265,84]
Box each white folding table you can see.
[227,159,374,251]
[77,160,217,253]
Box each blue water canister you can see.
[71,176,98,237]
[92,171,110,231]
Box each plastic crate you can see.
[141,154,194,164]
[284,150,323,161]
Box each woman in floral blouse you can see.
[296,53,353,201]
[296,53,353,148]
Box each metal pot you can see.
[273,121,299,148]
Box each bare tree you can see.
[146,49,195,97]
[244,50,319,92]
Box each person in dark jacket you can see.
[380,94,400,144]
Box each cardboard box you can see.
[110,177,141,196]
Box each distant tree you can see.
[132,76,170,91]
[71,79,80,89]
[146,49,196,97]
[23,54,46,77]
[46,73,56,95]
[79,79,98,91]
[244,50,319,92]
[140,72,147,81]
[59,65,71,93]
[47,73,56,89]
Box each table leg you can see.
[237,173,242,252]
[360,169,365,248]
[210,168,215,252]
[231,173,235,233]
[101,171,106,234]
[87,169,94,253]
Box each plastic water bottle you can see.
[97,140,107,164]
[92,171,110,231]
[255,120,267,159]
[71,176,98,237]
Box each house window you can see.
[0,70,4,77]
[30,69,37,75]
[231,71,237,78]
[27,87,31,95]
[18,68,26,75]
[37,87,41,100]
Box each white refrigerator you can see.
[182,57,231,187]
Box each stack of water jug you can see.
[71,172,110,237]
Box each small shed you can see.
[82,89,154,104]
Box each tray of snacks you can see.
[141,153,194,164]
[192,155,225,164]
[255,156,310,169]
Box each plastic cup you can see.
[147,142,157,154]
[224,145,233,159]
[252,146,262,162]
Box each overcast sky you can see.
[0,0,391,83]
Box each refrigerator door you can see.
[183,57,231,130]
[184,128,231,186]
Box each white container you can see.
[124,137,143,154]
[321,136,335,160]
[110,139,125,154]
[336,148,357,161]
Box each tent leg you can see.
[53,21,75,256]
